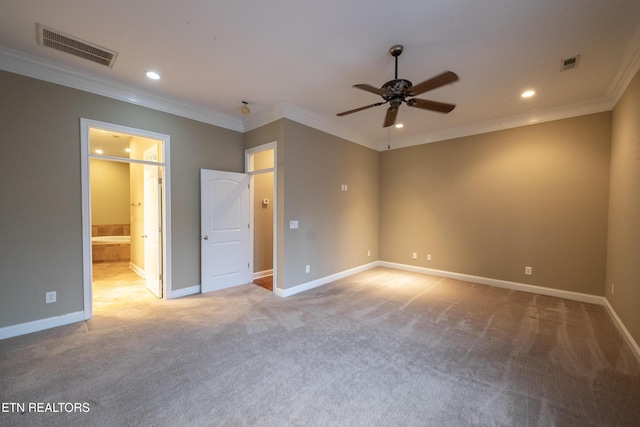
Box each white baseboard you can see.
[170,284,201,299]
[276,262,379,297]
[0,311,85,340]
[129,262,145,278]
[379,261,605,305]
[603,299,640,364]
[253,269,273,280]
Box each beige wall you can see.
[244,119,380,290]
[282,120,379,288]
[380,112,611,295]
[253,171,274,273]
[0,69,244,328]
[90,159,130,225]
[607,68,640,344]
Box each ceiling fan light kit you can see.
[337,45,459,127]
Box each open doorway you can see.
[246,143,276,293]
[80,119,171,319]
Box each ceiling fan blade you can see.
[337,102,385,116]
[383,106,399,127]
[353,84,387,96]
[407,98,456,113]
[404,71,459,97]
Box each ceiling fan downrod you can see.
[390,45,403,80]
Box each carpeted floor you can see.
[1,266,639,426]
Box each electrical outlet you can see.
[305,265,310,273]
[289,220,299,229]
[46,291,56,304]
[412,252,417,260]
[525,266,533,276]
[427,254,432,261]
[611,284,615,295]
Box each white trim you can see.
[603,299,640,364]
[609,26,640,104]
[81,119,173,322]
[129,262,145,279]
[380,261,605,305]
[384,99,614,151]
[276,262,379,297]
[170,285,201,299]
[3,45,637,153]
[245,142,278,295]
[254,269,274,280]
[243,102,379,151]
[0,46,243,132]
[277,260,640,364]
[0,311,85,340]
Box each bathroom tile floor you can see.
[92,262,158,311]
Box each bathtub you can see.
[92,235,131,245]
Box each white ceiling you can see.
[1,0,640,150]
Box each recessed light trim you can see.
[521,90,535,98]
[146,71,160,80]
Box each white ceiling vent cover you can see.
[36,23,118,68]
[560,55,580,71]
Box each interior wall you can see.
[90,160,130,225]
[607,68,640,345]
[282,120,380,289]
[0,69,244,329]
[380,112,612,296]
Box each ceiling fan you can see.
[337,45,459,127]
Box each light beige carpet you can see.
[1,267,639,426]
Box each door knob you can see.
[141,234,147,238]
[203,236,208,240]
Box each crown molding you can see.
[609,25,640,104]
[384,98,614,151]
[0,46,244,132]
[2,40,637,153]
[243,102,379,150]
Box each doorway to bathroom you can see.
[80,119,171,319]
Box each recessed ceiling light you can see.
[521,90,535,98]
[125,148,131,153]
[395,123,404,128]
[146,71,160,80]
[95,149,103,154]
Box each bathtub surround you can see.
[91,224,131,263]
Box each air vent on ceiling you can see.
[36,23,118,68]
[560,55,580,71]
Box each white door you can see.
[144,146,162,298]
[201,169,251,293]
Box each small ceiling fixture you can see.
[561,55,580,71]
[521,90,535,98]
[241,101,251,116]
[395,123,404,129]
[146,71,160,80]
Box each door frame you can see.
[245,141,278,294]
[80,118,172,320]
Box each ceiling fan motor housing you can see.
[381,79,413,101]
